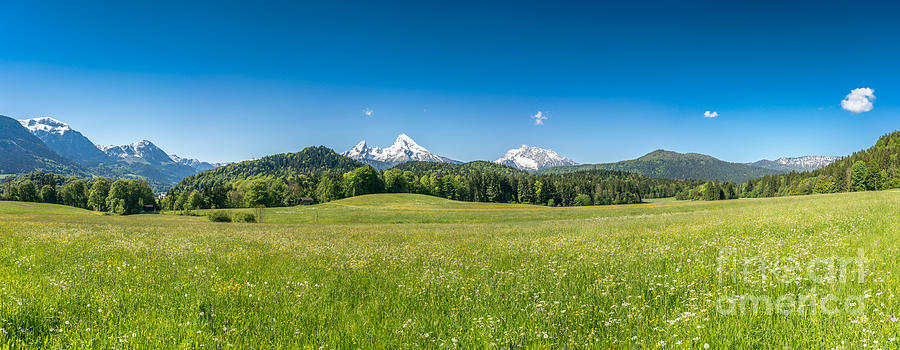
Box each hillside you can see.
[743,131,900,196]
[0,115,86,176]
[538,149,782,182]
[169,146,364,192]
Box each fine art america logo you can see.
[715,248,868,316]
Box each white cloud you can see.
[363,108,374,117]
[841,88,876,113]
[531,111,548,125]
[704,110,718,118]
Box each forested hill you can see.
[537,149,782,183]
[169,146,364,192]
[742,131,900,197]
[391,160,523,176]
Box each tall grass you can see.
[0,192,898,348]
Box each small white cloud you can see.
[531,111,548,125]
[841,87,875,113]
[704,110,718,118]
[363,108,374,117]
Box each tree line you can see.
[0,172,156,214]
[677,131,900,201]
[738,131,900,198]
[159,165,704,210]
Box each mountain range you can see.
[3,116,224,191]
[342,134,460,169]
[2,115,846,189]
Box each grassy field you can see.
[1,192,899,348]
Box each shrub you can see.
[207,211,232,222]
[573,194,593,206]
[885,177,900,190]
[233,212,256,223]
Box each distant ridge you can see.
[538,149,782,183]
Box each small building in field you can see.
[299,197,314,205]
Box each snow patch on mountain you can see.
[100,140,175,164]
[774,156,839,169]
[170,154,229,171]
[749,155,839,172]
[19,117,72,135]
[19,116,113,165]
[342,134,460,168]
[494,145,577,171]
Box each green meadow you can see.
[1,192,899,348]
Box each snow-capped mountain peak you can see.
[748,155,839,172]
[342,133,459,169]
[774,155,839,168]
[170,154,229,172]
[494,144,577,171]
[351,140,368,152]
[100,140,175,164]
[18,116,113,166]
[382,133,434,158]
[19,117,72,135]
[391,133,419,149]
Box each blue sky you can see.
[0,0,897,163]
